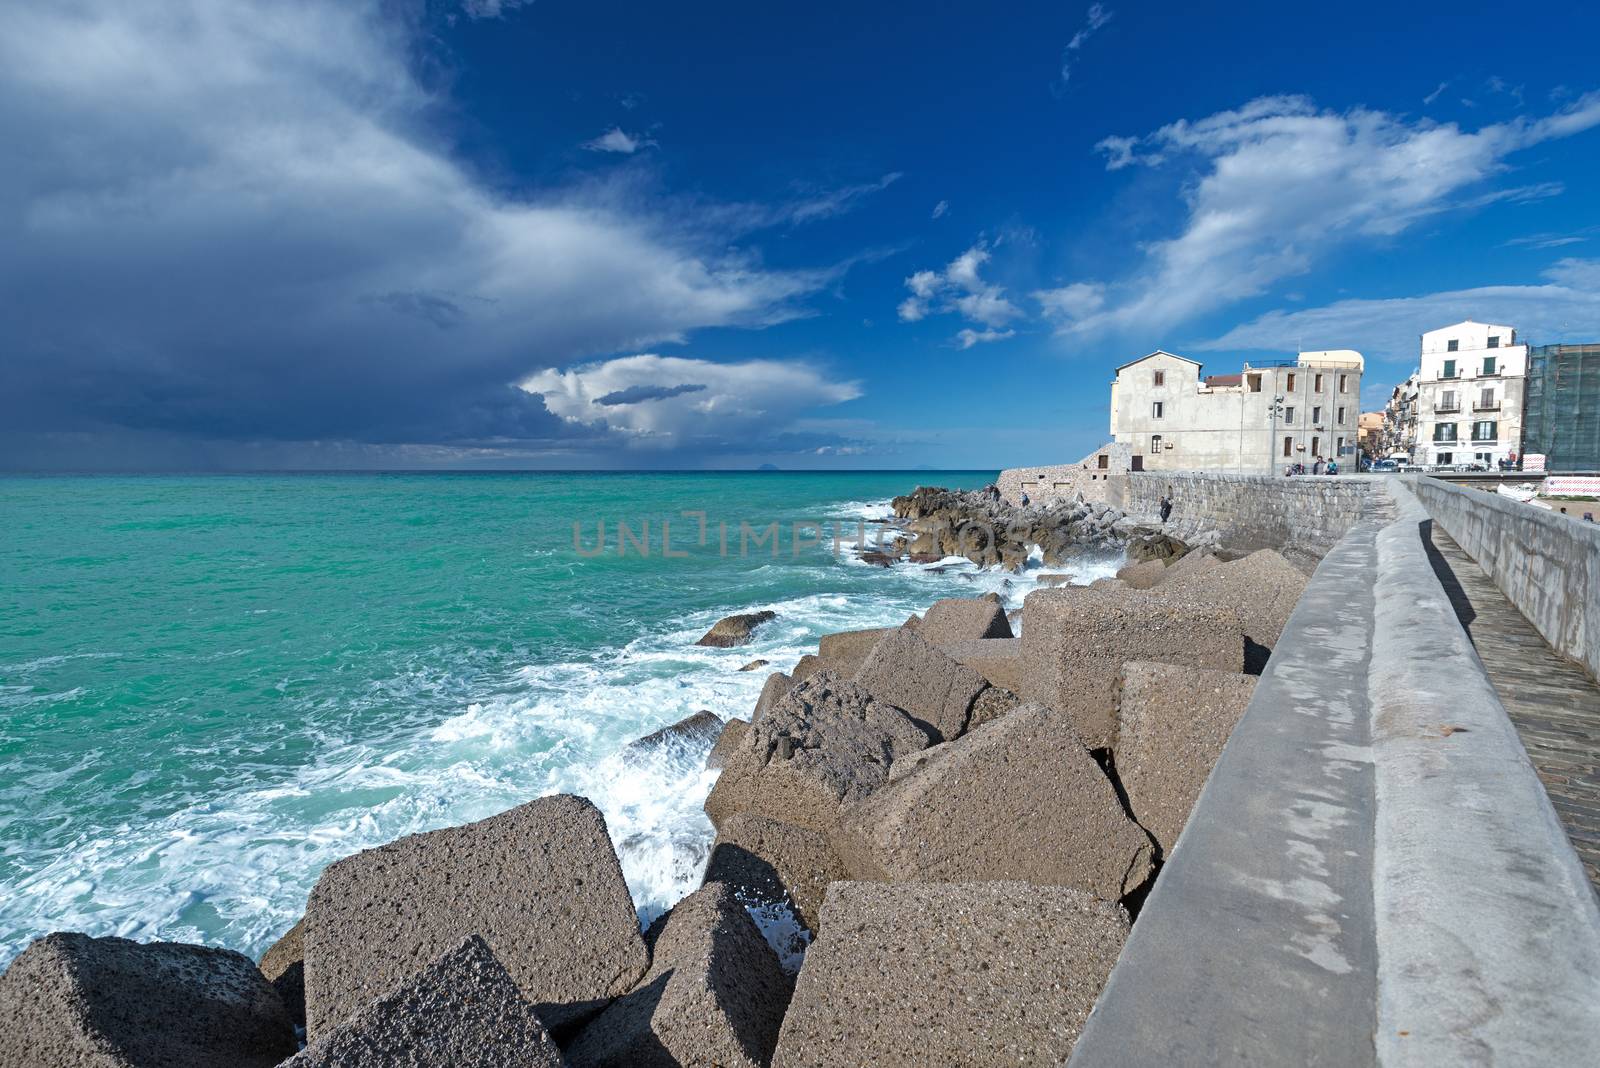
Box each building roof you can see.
[1204,374,1242,388]
[1114,350,1202,373]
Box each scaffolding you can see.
[1525,344,1600,472]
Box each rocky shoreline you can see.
[0,486,1312,1068]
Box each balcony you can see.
[1435,403,1461,414]
[1436,373,1460,381]
[1471,435,1499,444]
[1473,401,1501,412]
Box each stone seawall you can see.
[1109,472,1374,554]
[1412,476,1600,680]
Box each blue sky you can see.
[3,0,1599,470]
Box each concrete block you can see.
[1115,559,1167,589]
[702,813,849,934]
[939,637,1024,693]
[259,916,306,1029]
[302,794,648,1039]
[1158,548,1307,652]
[917,597,1013,644]
[771,881,1128,1067]
[852,628,990,742]
[815,627,893,678]
[706,717,750,770]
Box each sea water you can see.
[0,472,1123,966]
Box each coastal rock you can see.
[1115,559,1167,589]
[916,597,1013,644]
[851,628,990,743]
[1036,572,1078,587]
[935,636,1023,694]
[738,659,769,672]
[1158,548,1308,658]
[1117,661,1258,857]
[0,932,296,1068]
[702,813,850,934]
[770,881,1129,1067]
[302,794,647,1039]
[565,883,791,1068]
[752,671,793,721]
[1126,533,1189,563]
[835,705,1154,899]
[627,710,724,755]
[259,916,306,1029]
[706,717,750,770]
[1019,585,1245,749]
[695,610,777,648]
[790,654,825,684]
[703,672,931,837]
[285,936,562,1068]
[815,627,893,678]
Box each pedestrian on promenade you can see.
[1020,492,1030,508]
[1158,495,1173,523]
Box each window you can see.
[1442,359,1457,379]
[1479,388,1496,409]
[1311,438,1321,457]
[1283,436,1293,457]
[1434,423,1458,443]
[1447,339,1459,352]
[1097,454,1108,470]
[1337,406,1346,424]
[1153,370,1165,386]
[1336,436,1345,454]
[1472,421,1498,442]
[1283,406,1295,423]
[1438,451,1454,465]
[1339,374,1348,392]
[1248,374,1262,392]
[1314,373,1324,392]
[1487,335,1500,349]
[1312,405,1322,424]
[1286,372,1296,391]
[1151,401,1164,419]
[1151,434,1163,453]
[1483,355,1497,375]
[1440,390,1458,411]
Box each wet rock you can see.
[696,610,777,648]
[858,550,898,568]
[852,628,990,743]
[703,672,931,837]
[1117,661,1258,857]
[0,932,297,1068]
[1019,585,1245,749]
[285,936,563,1067]
[771,881,1128,1067]
[566,884,791,1068]
[739,659,770,672]
[627,710,723,754]
[259,916,306,1029]
[302,794,647,1039]
[706,717,751,770]
[916,597,1013,644]
[835,705,1153,899]
[1036,572,1078,587]
[702,813,850,934]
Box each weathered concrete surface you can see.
[285,936,563,1068]
[939,636,1024,693]
[752,671,791,720]
[1413,475,1600,681]
[1108,471,1374,555]
[772,881,1128,1067]
[701,813,849,933]
[0,932,297,1068]
[705,717,749,770]
[565,883,791,1068]
[1369,482,1600,1065]
[302,794,647,1039]
[814,627,893,678]
[258,916,306,1028]
[851,628,989,743]
[1114,559,1166,589]
[836,705,1153,897]
[915,597,1013,644]
[1068,498,1384,1067]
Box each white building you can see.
[1414,320,1526,468]
[1110,349,1364,473]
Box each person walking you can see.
[1158,495,1173,523]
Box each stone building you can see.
[1414,320,1526,468]
[1382,372,1420,462]
[1357,411,1384,461]
[1109,349,1364,473]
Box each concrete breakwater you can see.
[4,475,1598,1066]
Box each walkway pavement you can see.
[1424,522,1600,893]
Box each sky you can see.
[3,1,1599,471]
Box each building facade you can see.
[1414,320,1526,468]
[1109,349,1364,473]
[1524,343,1600,471]
[1381,372,1420,461]
[1357,411,1384,460]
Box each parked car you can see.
[1370,459,1399,472]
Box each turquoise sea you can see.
[0,472,1122,966]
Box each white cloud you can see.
[1060,4,1113,85]
[460,0,532,18]
[1198,259,1600,362]
[956,328,1016,349]
[1034,282,1106,321]
[931,199,949,219]
[522,354,862,448]
[786,173,902,224]
[582,127,654,154]
[897,243,1022,343]
[1424,81,1449,106]
[1056,92,1600,337]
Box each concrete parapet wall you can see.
[1412,475,1600,680]
[1109,471,1374,552]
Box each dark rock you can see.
[627,710,723,754]
[858,550,897,568]
[835,704,1154,898]
[852,628,989,743]
[259,916,306,1029]
[702,813,850,934]
[565,883,791,1068]
[0,932,296,1068]
[916,597,1013,644]
[738,659,769,672]
[1019,585,1245,749]
[285,936,562,1067]
[1126,533,1189,563]
[703,672,931,837]
[696,611,777,648]
[770,882,1128,1067]
[706,717,751,770]
[302,794,647,1039]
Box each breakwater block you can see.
[702,812,849,934]
[852,629,990,743]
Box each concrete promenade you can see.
[1424,523,1600,891]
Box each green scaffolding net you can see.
[1525,344,1600,472]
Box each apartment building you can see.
[1109,349,1364,473]
[1524,342,1600,471]
[1382,372,1420,461]
[1415,320,1526,468]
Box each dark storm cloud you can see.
[0,1,857,468]
[592,383,708,406]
